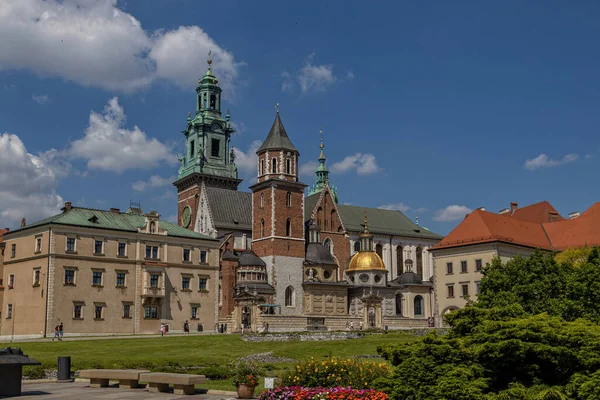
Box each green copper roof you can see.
[257,111,298,153]
[308,130,337,202]
[12,207,217,241]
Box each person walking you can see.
[59,322,64,339]
[184,320,190,336]
[160,324,166,337]
[52,325,60,341]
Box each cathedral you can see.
[174,55,443,332]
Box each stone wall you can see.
[242,331,366,342]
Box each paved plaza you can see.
[11,382,238,400]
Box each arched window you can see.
[353,241,360,253]
[285,286,294,307]
[260,219,265,237]
[260,193,264,209]
[416,247,423,279]
[286,218,291,237]
[286,158,291,174]
[414,295,424,317]
[210,94,216,110]
[324,238,332,254]
[375,244,383,258]
[149,221,156,233]
[396,246,404,275]
[286,192,292,207]
[395,293,403,316]
[260,159,265,175]
[271,158,277,173]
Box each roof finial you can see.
[319,129,324,149]
[363,209,369,232]
[207,50,212,71]
[416,216,419,226]
[275,103,279,113]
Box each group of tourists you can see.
[345,321,364,331]
[52,322,64,340]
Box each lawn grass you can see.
[17,332,417,392]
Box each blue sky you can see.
[1,0,599,235]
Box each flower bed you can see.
[259,386,388,400]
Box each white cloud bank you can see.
[433,205,472,222]
[524,153,579,170]
[232,140,262,177]
[330,153,380,175]
[32,93,50,104]
[68,97,177,172]
[379,203,412,213]
[132,175,177,192]
[0,0,241,94]
[282,54,338,94]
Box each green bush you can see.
[23,366,46,379]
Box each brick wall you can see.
[177,185,200,231]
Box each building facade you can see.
[431,201,600,327]
[0,204,219,340]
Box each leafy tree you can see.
[555,246,593,268]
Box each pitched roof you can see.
[257,112,297,153]
[510,201,564,223]
[542,202,600,250]
[205,187,252,232]
[7,207,216,241]
[432,209,553,251]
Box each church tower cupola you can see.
[308,129,338,202]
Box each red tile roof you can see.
[432,201,600,251]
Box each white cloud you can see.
[299,53,336,94]
[379,203,412,213]
[0,133,67,227]
[230,121,246,135]
[0,0,240,93]
[346,70,355,80]
[165,214,178,224]
[232,140,261,176]
[153,190,176,202]
[132,175,176,191]
[433,205,472,222]
[524,153,579,170]
[68,97,177,172]
[299,161,319,177]
[281,71,294,92]
[32,93,50,104]
[330,153,380,175]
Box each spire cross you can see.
[275,103,279,113]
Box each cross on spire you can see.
[275,103,280,113]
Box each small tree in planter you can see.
[231,359,262,399]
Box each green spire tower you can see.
[308,129,338,202]
[174,50,241,190]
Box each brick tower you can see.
[250,106,307,315]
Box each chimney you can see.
[20,218,26,228]
[476,207,485,211]
[499,208,510,214]
[110,208,120,214]
[568,211,581,219]
[510,202,518,214]
[548,211,559,222]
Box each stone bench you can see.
[79,369,150,389]
[140,372,206,395]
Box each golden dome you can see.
[348,251,386,271]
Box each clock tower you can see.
[174,52,242,231]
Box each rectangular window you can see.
[94,304,103,319]
[182,276,191,290]
[146,245,159,259]
[190,139,195,158]
[66,237,76,252]
[11,243,16,258]
[92,271,103,286]
[447,285,454,298]
[475,259,483,272]
[461,261,468,273]
[116,272,126,287]
[94,240,104,255]
[200,250,207,263]
[35,237,42,253]
[123,303,131,318]
[199,278,207,291]
[211,138,220,157]
[150,274,159,288]
[144,306,158,319]
[446,262,453,274]
[118,242,127,257]
[73,304,82,319]
[183,248,191,262]
[65,269,75,285]
[33,269,41,286]
[8,274,15,289]
[7,304,13,319]
[475,281,481,294]
[462,284,469,297]
[191,306,198,319]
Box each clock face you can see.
[181,206,192,228]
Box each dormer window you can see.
[88,215,99,223]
